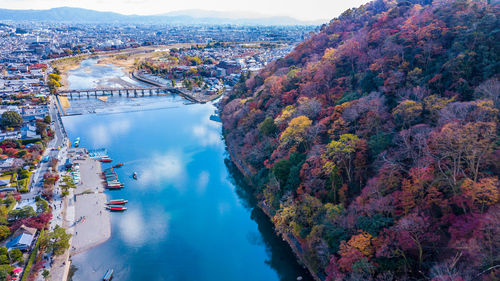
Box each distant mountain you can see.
[0,7,323,25]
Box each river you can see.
[61,58,312,281]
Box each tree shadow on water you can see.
[224,158,313,281]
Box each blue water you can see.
[62,60,311,281]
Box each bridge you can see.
[56,86,198,102]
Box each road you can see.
[21,95,67,201]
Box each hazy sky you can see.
[0,0,371,21]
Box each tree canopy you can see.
[1,111,22,129]
[220,0,500,279]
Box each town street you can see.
[21,95,67,201]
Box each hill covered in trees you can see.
[220,0,499,280]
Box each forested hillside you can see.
[220,0,499,280]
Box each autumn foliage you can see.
[221,0,499,280]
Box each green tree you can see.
[42,269,50,279]
[258,116,278,137]
[1,111,22,129]
[0,226,10,241]
[0,254,8,265]
[59,175,76,197]
[272,159,291,187]
[8,206,36,220]
[48,225,71,256]
[35,196,49,212]
[8,249,22,263]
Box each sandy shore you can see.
[71,156,111,255]
[50,55,89,90]
[49,151,111,281]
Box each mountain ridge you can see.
[0,7,324,25]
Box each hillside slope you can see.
[221,0,499,280]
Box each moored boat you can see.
[102,269,114,281]
[106,183,124,189]
[106,205,127,211]
[113,163,124,168]
[100,157,113,163]
[74,137,80,148]
[106,199,128,205]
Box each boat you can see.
[107,181,123,186]
[113,163,124,168]
[74,137,80,148]
[106,199,128,205]
[102,269,114,281]
[132,172,137,180]
[107,181,122,185]
[100,157,113,163]
[106,205,127,212]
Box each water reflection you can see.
[196,171,210,195]
[88,119,132,146]
[138,151,187,189]
[118,209,147,246]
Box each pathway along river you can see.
[62,58,312,280]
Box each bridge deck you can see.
[58,86,174,94]
[56,86,198,103]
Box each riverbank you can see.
[71,156,111,255]
[225,141,320,281]
[48,149,111,281]
[50,56,90,90]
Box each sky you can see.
[0,0,371,21]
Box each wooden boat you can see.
[106,184,124,190]
[113,163,124,168]
[106,199,128,205]
[74,137,80,148]
[107,180,123,184]
[132,172,137,180]
[100,158,113,163]
[106,205,127,212]
[102,269,114,281]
